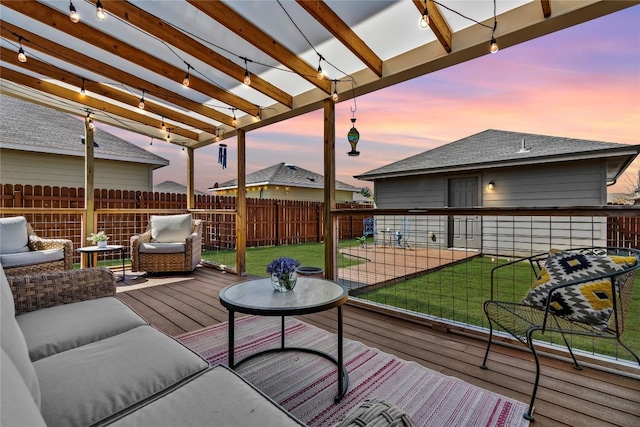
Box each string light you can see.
[86,112,95,129]
[215,129,220,142]
[69,1,79,23]
[331,80,339,102]
[80,78,86,96]
[182,65,190,87]
[420,1,429,28]
[149,137,153,146]
[490,37,499,54]
[316,58,324,80]
[95,0,107,21]
[490,9,498,53]
[232,109,237,127]
[243,58,251,86]
[138,90,145,109]
[166,130,171,142]
[255,108,261,122]
[17,36,27,63]
[161,117,166,132]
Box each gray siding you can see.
[374,175,446,208]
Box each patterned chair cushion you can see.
[522,250,637,330]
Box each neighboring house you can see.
[208,162,361,203]
[154,181,207,196]
[355,129,640,255]
[0,95,169,191]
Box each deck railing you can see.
[332,207,640,367]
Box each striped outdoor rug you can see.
[178,316,529,427]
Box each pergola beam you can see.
[98,0,293,109]
[0,66,199,141]
[413,0,452,53]
[188,0,332,94]
[541,1,552,18]
[296,1,383,77]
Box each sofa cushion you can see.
[0,216,29,254]
[150,214,192,243]
[34,325,209,427]
[139,242,186,254]
[0,248,63,268]
[522,251,637,330]
[17,297,148,361]
[0,287,41,409]
[1,348,47,427]
[106,365,304,427]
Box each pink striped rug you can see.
[178,316,529,427]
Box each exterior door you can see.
[448,177,481,249]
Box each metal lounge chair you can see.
[481,247,640,421]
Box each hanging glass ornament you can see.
[347,118,360,157]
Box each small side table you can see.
[77,245,125,282]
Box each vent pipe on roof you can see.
[518,138,530,153]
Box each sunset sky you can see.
[104,5,640,195]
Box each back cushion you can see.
[150,214,192,243]
[1,263,14,317]
[1,288,41,408]
[522,251,637,330]
[0,216,29,254]
[1,349,46,427]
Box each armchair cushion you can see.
[150,214,192,243]
[0,349,47,427]
[0,216,29,254]
[139,242,186,254]
[522,251,637,329]
[0,248,64,268]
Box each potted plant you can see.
[266,257,300,292]
[87,231,109,248]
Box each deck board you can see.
[115,266,640,427]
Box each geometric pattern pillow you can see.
[522,251,637,330]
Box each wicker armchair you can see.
[130,214,202,273]
[0,216,73,277]
[5,267,116,315]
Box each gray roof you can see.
[154,181,206,196]
[356,129,639,181]
[209,163,360,192]
[0,95,169,168]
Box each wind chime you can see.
[218,144,227,169]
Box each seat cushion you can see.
[34,326,209,427]
[107,365,304,427]
[150,214,192,243]
[0,348,47,427]
[0,248,63,268]
[0,216,29,254]
[522,251,637,329]
[0,286,41,409]
[17,297,148,361]
[139,242,186,254]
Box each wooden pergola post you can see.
[83,116,95,268]
[236,130,247,275]
[323,99,336,280]
[186,147,195,210]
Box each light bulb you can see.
[490,38,499,54]
[161,119,166,132]
[69,3,79,23]
[17,47,27,63]
[232,117,237,127]
[244,70,251,86]
[96,0,107,20]
[317,65,323,80]
[166,133,171,142]
[420,10,429,28]
[215,135,220,142]
[138,100,145,109]
[88,118,94,129]
[182,74,190,87]
[332,90,339,102]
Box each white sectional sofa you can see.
[0,264,304,427]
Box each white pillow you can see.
[150,214,192,243]
[0,216,29,254]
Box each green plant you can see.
[355,236,367,245]
[87,231,109,244]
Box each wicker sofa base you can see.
[4,260,65,277]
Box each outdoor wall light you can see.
[487,181,495,190]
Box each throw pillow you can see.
[0,216,29,254]
[150,214,192,243]
[522,251,637,330]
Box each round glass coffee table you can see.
[219,277,349,402]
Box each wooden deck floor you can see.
[115,266,640,427]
